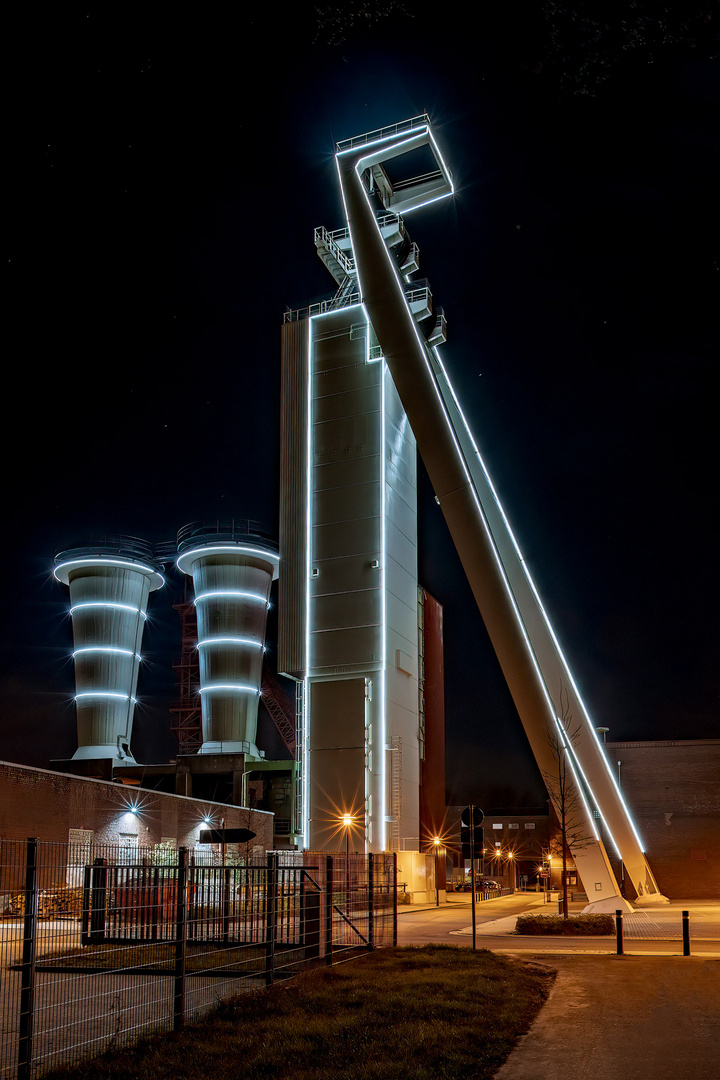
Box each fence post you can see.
[173,847,189,1031]
[392,852,398,947]
[265,853,277,986]
[615,909,623,955]
[223,867,231,944]
[682,910,691,956]
[18,837,38,1080]
[367,852,374,950]
[325,854,334,966]
[90,856,107,942]
[81,863,92,946]
[151,867,160,941]
[300,872,321,958]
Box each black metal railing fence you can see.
[0,839,397,1080]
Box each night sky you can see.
[4,5,717,807]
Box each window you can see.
[524,822,536,830]
[118,833,139,865]
[67,829,93,887]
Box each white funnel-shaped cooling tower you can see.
[55,538,165,766]
[176,522,279,757]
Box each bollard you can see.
[682,910,690,956]
[615,909,623,955]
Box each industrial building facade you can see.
[279,305,424,853]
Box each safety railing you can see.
[335,115,429,153]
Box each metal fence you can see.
[0,838,397,1079]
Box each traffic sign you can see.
[198,828,256,844]
[460,805,484,860]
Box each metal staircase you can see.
[260,666,297,757]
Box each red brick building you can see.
[0,760,273,859]
[605,739,720,900]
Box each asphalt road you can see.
[398,894,720,956]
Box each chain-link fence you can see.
[0,838,397,1079]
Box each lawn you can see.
[44,945,555,1080]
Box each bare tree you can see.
[542,687,595,918]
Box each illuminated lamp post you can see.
[341,813,354,858]
[507,851,516,891]
[433,837,442,907]
[340,813,355,900]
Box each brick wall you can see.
[606,740,720,900]
[0,760,273,857]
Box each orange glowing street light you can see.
[432,836,443,907]
[340,813,355,858]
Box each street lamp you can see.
[341,813,354,858]
[432,837,442,906]
[340,813,355,900]
[507,851,516,891]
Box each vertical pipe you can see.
[18,837,38,1080]
[174,848,188,1031]
[682,910,690,956]
[325,855,334,965]
[615,909,624,955]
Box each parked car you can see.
[455,877,502,892]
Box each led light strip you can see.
[304,314,315,850]
[194,590,270,607]
[70,602,147,619]
[177,545,279,569]
[379,351,388,849]
[55,557,164,584]
[75,691,137,702]
[197,637,265,649]
[73,647,141,660]
[198,683,260,695]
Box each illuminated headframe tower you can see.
[176,522,279,758]
[278,120,451,852]
[55,538,164,767]
[312,113,667,909]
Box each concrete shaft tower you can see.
[279,265,424,853]
[176,522,279,758]
[54,538,164,766]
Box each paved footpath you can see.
[399,895,720,1080]
[494,954,720,1080]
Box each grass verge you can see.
[43,945,555,1080]
[515,913,614,935]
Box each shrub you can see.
[515,913,614,936]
